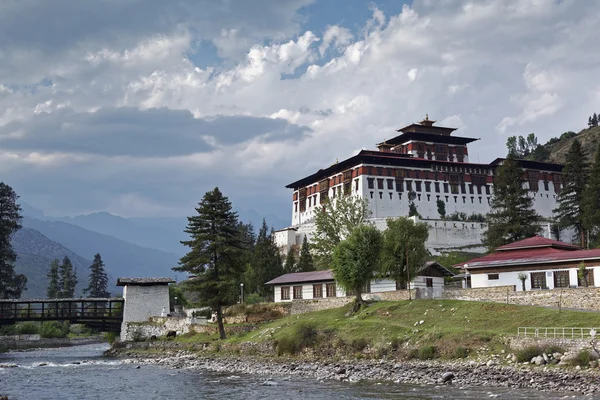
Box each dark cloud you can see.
[0,107,310,157]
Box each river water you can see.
[0,344,590,399]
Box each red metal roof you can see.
[496,236,581,251]
[462,248,600,270]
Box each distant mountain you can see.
[21,216,180,282]
[544,125,600,165]
[19,204,289,257]
[11,227,118,298]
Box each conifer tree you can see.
[283,249,296,274]
[0,182,27,299]
[173,187,244,339]
[247,220,282,298]
[47,259,60,299]
[582,143,600,245]
[483,157,541,250]
[297,235,315,272]
[59,256,77,298]
[554,140,589,247]
[84,253,110,298]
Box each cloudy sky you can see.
[1,0,599,223]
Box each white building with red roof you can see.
[275,116,565,255]
[457,237,600,291]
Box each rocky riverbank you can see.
[108,345,600,396]
[0,336,106,352]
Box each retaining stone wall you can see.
[443,286,600,311]
[290,297,353,315]
[507,336,595,353]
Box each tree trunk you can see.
[216,301,226,339]
[581,229,586,249]
[350,287,363,314]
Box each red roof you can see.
[496,236,581,251]
[461,236,600,270]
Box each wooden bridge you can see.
[0,298,124,332]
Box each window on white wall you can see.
[488,274,499,280]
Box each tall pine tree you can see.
[483,157,541,251]
[246,220,282,299]
[59,256,77,298]
[283,248,296,274]
[0,182,27,299]
[173,187,244,339]
[553,140,589,247]
[297,235,315,272]
[47,259,60,298]
[84,253,110,298]
[583,143,600,246]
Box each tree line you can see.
[175,188,430,338]
[484,138,600,250]
[46,253,110,299]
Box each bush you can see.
[417,345,437,360]
[104,331,118,344]
[244,293,264,305]
[276,322,319,356]
[569,350,591,367]
[0,324,16,335]
[40,321,69,338]
[16,322,40,335]
[350,338,369,352]
[515,346,542,362]
[451,346,470,359]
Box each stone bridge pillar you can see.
[117,277,175,341]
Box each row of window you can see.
[367,178,492,195]
[368,191,490,205]
[487,270,595,288]
[281,283,337,300]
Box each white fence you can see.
[518,327,599,339]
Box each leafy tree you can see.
[331,225,382,310]
[283,248,296,274]
[173,187,244,339]
[483,157,541,251]
[47,259,60,299]
[506,133,543,160]
[408,191,420,218]
[578,262,589,287]
[297,235,315,272]
[312,195,371,269]
[83,253,110,298]
[592,113,599,127]
[168,284,189,311]
[59,256,77,298]
[380,217,429,290]
[553,140,589,247]
[0,182,27,299]
[436,199,446,219]
[517,272,528,291]
[246,220,282,298]
[583,143,600,246]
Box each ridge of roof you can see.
[496,236,581,251]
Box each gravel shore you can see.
[110,346,600,396]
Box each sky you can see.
[1,0,599,223]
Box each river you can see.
[0,344,593,399]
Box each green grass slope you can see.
[209,300,600,358]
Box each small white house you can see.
[458,236,600,291]
[265,262,454,302]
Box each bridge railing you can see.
[517,327,599,339]
[0,298,124,322]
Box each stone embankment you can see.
[110,347,600,396]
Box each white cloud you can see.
[2,0,600,219]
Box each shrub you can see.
[390,337,401,351]
[452,346,470,359]
[350,338,369,352]
[569,350,591,367]
[244,293,264,305]
[417,345,437,360]
[515,346,542,362]
[16,322,40,335]
[543,345,565,355]
[104,331,118,344]
[0,324,16,335]
[40,321,69,338]
[276,322,319,356]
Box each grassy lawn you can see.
[172,300,600,359]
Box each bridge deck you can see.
[0,298,124,331]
